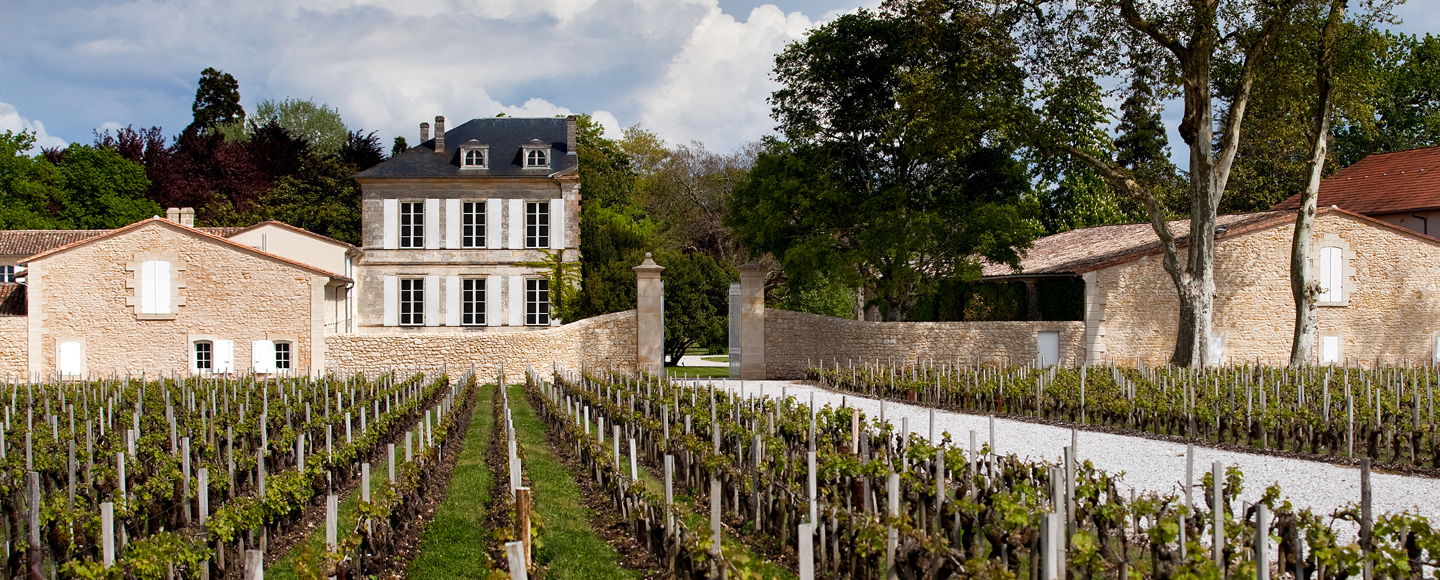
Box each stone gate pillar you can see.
[739,262,766,380]
[728,282,741,378]
[634,253,665,376]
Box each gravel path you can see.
[681,378,1440,540]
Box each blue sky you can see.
[0,0,1434,157]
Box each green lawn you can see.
[407,385,497,579]
[266,478,363,580]
[508,385,638,580]
[666,366,731,378]
[700,355,729,363]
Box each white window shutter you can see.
[1329,248,1344,301]
[1321,336,1340,363]
[140,261,157,313]
[550,198,565,249]
[252,340,275,373]
[508,199,524,249]
[424,199,440,249]
[382,276,398,327]
[58,342,82,375]
[140,260,171,314]
[485,276,501,326]
[382,199,398,249]
[445,199,461,249]
[215,340,235,373]
[445,276,461,326]
[508,275,524,326]
[424,275,440,326]
[486,199,502,249]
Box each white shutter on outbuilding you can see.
[485,276,501,326]
[445,276,461,326]
[382,276,398,327]
[445,199,461,249]
[382,199,398,249]
[215,340,235,373]
[424,199,440,249]
[508,199,524,249]
[58,342,83,375]
[252,340,275,373]
[486,199,502,249]
[550,198,565,250]
[424,275,440,327]
[141,260,171,314]
[508,275,524,326]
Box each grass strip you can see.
[267,485,363,580]
[406,383,498,579]
[633,465,797,579]
[666,366,730,378]
[508,385,639,580]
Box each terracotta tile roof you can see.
[199,227,247,238]
[1271,146,1440,214]
[983,211,1296,276]
[0,284,23,316]
[0,230,108,256]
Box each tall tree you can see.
[253,98,349,155]
[1332,32,1440,166]
[188,68,245,133]
[1025,0,1302,366]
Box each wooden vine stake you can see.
[516,487,532,565]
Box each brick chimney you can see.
[566,115,577,154]
[434,116,446,152]
[420,122,430,143]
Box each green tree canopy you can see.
[189,68,245,132]
[253,98,349,155]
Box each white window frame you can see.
[526,278,550,326]
[274,341,293,370]
[398,277,424,326]
[399,201,424,249]
[461,145,489,169]
[525,148,548,168]
[525,201,550,249]
[462,278,486,326]
[1320,333,1342,365]
[462,201,486,248]
[193,339,214,372]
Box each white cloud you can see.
[639,4,815,148]
[0,101,70,152]
[590,110,622,139]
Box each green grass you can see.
[700,355,729,363]
[666,365,731,378]
[632,465,796,580]
[266,480,363,580]
[508,385,639,580]
[407,385,497,579]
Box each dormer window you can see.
[460,141,488,170]
[526,149,547,167]
[522,139,550,168]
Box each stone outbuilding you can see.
[985,207,1440,367]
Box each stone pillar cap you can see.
[633,252,665,274]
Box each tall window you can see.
[526,149,548,167]
[526,278,550,326]
[462,202,485,248]
[274,342,292,370]
[399,201,424,249]
[140,260,171,314]
[1318,246,1344,303]
[0,265,13,283]
[462,278,485,325]
[195,341,213,371]
[399,278,424,326]
[526,201,550,248]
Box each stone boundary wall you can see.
[0,316,25,376]
[325,309,637,378]
[764,308,1085,379]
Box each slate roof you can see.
[1271,146,1440,214]
[983,211,1300,276]
[355,117,578,179]
[0,284,24,316]
[0,227,247,256]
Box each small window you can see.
[526,278,550,326]
[1206,333,1226,366]
[1318,246,1344,303]
[464,149,485,168]
[399,202,424,249]
[195,341,213,371]
[58,341,83,376]
[1320,335,1341,364]
[526,149,548,168]
[399,278,424,326]
[525,201,550,249]
[274,342,292,370]
[0,265,14,283]
[462,278,485,326]
[140,260,171,314]
[462,202,485,248]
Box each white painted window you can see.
[252,340,276,373]
[1206,333,1226,366]
[1318,246,1344,303]
[462,278,486,326]
[215,340,235,373]
[526,149,548,168]
[462,201,486,248]
[550,198,565,249]
[274,341,292,370]
[526,278,550,326]
[526,201,550,248]
[194,341,213,371]
[58,341,83,375]
[399,202,424,249]
[399,278,424,326]
[462,147,487,168]
[1037,331,1059,366]
[140,260,171,314]
[1321,335,1341,364]
[382,199,398,249]
[382,276,398,327]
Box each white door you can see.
[1037,331,1060,366]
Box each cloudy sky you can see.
[1,0,1435,156]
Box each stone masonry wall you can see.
[1096,212,1440,367]
[0,316,25,375]
[326,309,637,378]
[765,308,1085,379]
